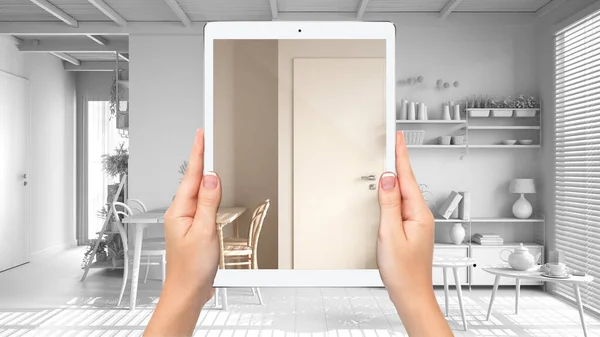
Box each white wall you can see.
[0,38,76,257]
[535,0,600,256]
[390,14,541,245]
[128,35,203,228]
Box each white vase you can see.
[408,102,416,120]
[449,223,466,245]
[442,105,451,120]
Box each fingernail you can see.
[203,171,218,189]
[381,172,396,190]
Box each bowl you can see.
[518,139,534,145]
[501,140,517,145]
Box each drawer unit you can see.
[471,244,543,286]
[432,246,469,286]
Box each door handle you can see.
[361,175,376,181]
[23,174,27,179]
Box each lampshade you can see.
[509,179,536,194]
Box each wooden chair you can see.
[113,202,167,307]
[219,199,270,305]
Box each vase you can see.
[453,105,461,120]
[417,103,427,120]
[449,223,466,245]
[442,105,451,120]
[408,102,416,120]
[399,99,408,120]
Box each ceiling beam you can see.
[9,36,24,45]
[18,38,128,53]
[30,0,78,27]
[118,53,129,62]
[269,0,279,19]
[86,34,108,45]
[50,52,80,65]
[164,0,192,27]
[356,0,370,19]
[63,61,129,71]
[88,0,128,27]
[536,0,567,18]
[0,22,208,35]
[440,0,464,19]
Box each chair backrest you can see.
[127,199,147,215]
[248,199,270,253]
[110,202,133,253]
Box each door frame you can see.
[204,21,396,287]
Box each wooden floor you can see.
[0,248,599,336]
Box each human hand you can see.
[145,129,221,337]
[377,131,452,336]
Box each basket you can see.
[404,130,425,145]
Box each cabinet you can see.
[433,217,545,286]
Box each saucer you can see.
[542,272,571,279]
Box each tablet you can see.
[204,21,396,287]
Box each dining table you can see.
[122,206,246,310]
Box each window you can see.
[555,9,600,313]
[87,101,129,239]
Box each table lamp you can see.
[509,179,536,219]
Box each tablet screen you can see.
[211,38,387,271]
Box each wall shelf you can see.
[469,145,540,149]
[470,241,543,248]
[468,126,540,130]
[470,217,545,223]
[407,145,466,149]
[397,120,466,124]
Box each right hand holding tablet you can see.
[376,131,453,336]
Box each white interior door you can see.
[0,71,31,272]
[293,58,385,270]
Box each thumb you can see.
[192,171,222,236]
[378,172,405,240]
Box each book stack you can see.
[472,233,504,246]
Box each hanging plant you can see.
[109,76,127,120]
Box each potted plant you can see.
[81,238,108,268]
[106,234,125,268]
[98,203,122,233]
[468,95,491,117]
[102,143,128,204]
[490,96,514,117]
[514,95,540,117]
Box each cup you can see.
[439,136,451,146]
[545,262,567,276]
[451,136,464,145]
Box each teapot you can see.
[500,243,541,271]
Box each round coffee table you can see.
[433,256,476,331]
[483,267,594,337]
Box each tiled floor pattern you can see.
[0,249,599,336]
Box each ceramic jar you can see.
[449,223,466,245]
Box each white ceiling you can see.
[0,0,556,66]
[0,0,555,23]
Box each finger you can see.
[378,172,406,241]
[170,129,205,219]
[191,171,222,236]
[395,131,429,220]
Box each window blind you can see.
[555,8,600,313]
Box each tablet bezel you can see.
[204,21,396,287]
